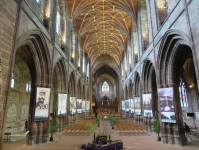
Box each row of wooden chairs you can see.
[64,119,96,135]
[115,119,148,135]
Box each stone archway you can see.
[133,72,142,123]
[76,79,82,120]
[157,29,199,146]
[4,30,52,146]
[68,71,77,123]
[141,59,158,126]
[128,80,134,120]
[51,58,68,130]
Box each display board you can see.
[86,101,90,111]
[158,87,176,123]
[57,94,67,117]
[122,101,125,111]
[134,97,141,115]
[142,94,153,118]
[34,87,51,121]
[77,99,82,113]
[129,99,131,113]
[130,99,134,113]
[125,100,129,112]
[70,97,76,115]
[82,100,85,113]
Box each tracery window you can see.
[179,78,188,107]
[102,81,109,93]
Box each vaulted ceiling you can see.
[69,0,138,65]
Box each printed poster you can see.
[158,87,176,123]
[34,87,51,121]
[58,94,67,117]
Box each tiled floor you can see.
[3,121,199,150]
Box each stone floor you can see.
[3,121,199,150]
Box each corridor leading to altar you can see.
[3,120,199,150]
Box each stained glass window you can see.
[179,78,188,107]
[102,81,109,93]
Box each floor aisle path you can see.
[3,120,199,150]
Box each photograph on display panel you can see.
[130,99,134,113]
[129,99,131,112]
[142,94,153,118]
[125,100,129,112]
[86,101,90,111]
[122,101,125,111]
[82,100,85,113]
[70,97,76,115]
[134,97,141,115]
[57,94,67,117]
[158,87,176,123]
[77,99,82,113]
[34,87,51,121]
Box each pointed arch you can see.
[157,29,191,86]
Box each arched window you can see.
[56,10,61,36]
[179,78,188,107]
[102,81,109,93]
[11,73,14,88]
[26,83,31,92]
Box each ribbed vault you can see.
[69,0,138,64]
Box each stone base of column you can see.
[161,134,187,146]
[26,135,49,146]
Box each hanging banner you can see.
[34,87,51,121]
[134,97,141,115]
[86,101,90,111]
[77,99,82,113]
[82,100,85,113]
[158,87,176,123]
[122,101,125,111]
[130,99,134,113]
[57,94,67,117]
[143,94,153,118]
[125,100,129,112]
[70,97,76,115]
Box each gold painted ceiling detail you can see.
[69,0,138,65]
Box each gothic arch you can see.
[68,71,76,97]
[8,29,52,145]
[53,58,68,93]
[77,79,82,99]
[157,29,191,86]
[16,29,51,85]
[133,72,141,96]
[128,80,133,99]
[142,59,156,93]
